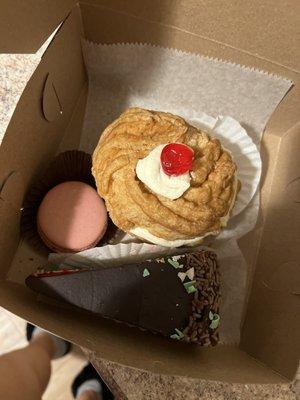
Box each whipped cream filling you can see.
[136,144,191,200]
[130,227,218,248]
[130,176,238,247]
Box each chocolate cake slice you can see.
[26,251,221,345]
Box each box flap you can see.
[0,0,77,53]
[0,6,86,276]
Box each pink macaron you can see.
[37,181,107,253]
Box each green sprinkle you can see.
[170,334,180,340]
[175,328,185,339]
[143,268,150,277]
[183,280,197,294]
[208,311,214,320]
[186,285,197,294]
[170,328,185,340]
[167,258,183,269]
[209,314,220,329]
[183,280,196,289]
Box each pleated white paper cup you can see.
[188,114,262,217]
[49,242,179,269]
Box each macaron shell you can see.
[37,181,107,252]
[37,219,107,253]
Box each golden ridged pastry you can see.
[92,108,237,244]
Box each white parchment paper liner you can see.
[64,42,292,344]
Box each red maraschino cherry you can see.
[161,143,194,176]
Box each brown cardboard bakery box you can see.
[0,0,299,385]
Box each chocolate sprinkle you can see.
[179,251,221,346]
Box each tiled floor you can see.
[0,307,87,399]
